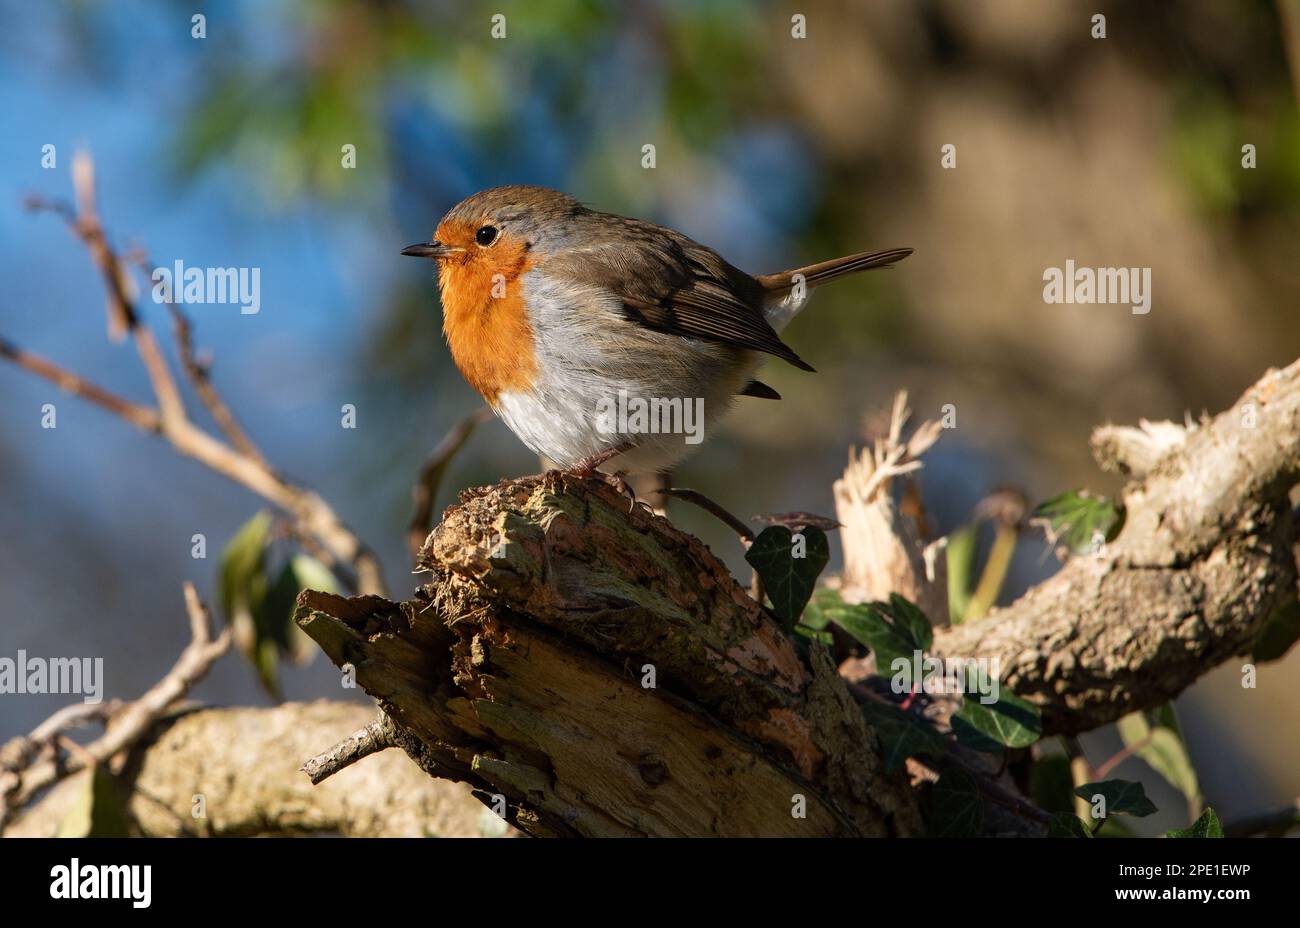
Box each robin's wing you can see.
[543,216,814,371]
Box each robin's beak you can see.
[400,241,460,259]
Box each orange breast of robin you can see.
[436,222,539,406]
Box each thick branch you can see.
[297,474,923,837]
[5,703,489,838]
[934,360,1300,734]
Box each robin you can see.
[402,185,910,481]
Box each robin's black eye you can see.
[475,225,499,247]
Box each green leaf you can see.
[791,625,834,646]
[1030,490,1124,556]
[880,594,933,652]
[219,513,340,700]
[267,554,338,654]
[1116,708,1200,810]
[1029,753,1077,815]
[1253,598,1300,663]
[859,699,947,772]
[1074,779,1158,818]
[1097,816,1135,837]
[928,769,983,837]
[830,594,933,678]
[57,764,131,837]
[744,526,829,630]
[1167,807,1223,838]
[945,524,978,624]
[254,554,339,696]
[219,511,273,688]
[799,587,847,631]
[952,683,1042,751]
[219,510,272,629]
[1048,813,1093,838]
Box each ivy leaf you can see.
[928,769,983,837]
[1253,598,1300,663]
[1029,753,1077,815]
[831,594,933,678]
[744,525,829,630]
[57,764,131,837]
[859,699,947,772]
[1030,490,1124,556]
[791,625,834,646]
[1074,779,1158,818]
[878,594,933,652]
[798,588,847,631]
[952,683,1042,751]
[1167,807,1223,838]
[1116,708,1200,811]
[1048,813,1093,838]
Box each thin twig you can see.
[662,487,764,600]
[300,712,398,785]
[0,337,160,432]
[166,303,269,466]
[662,487,754,543]
[12,152,386,596]
[408,406,493,558]
[1,583,232,825]
[1093,733,1152,780]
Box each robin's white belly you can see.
[494,268,781,473]
[495,359,753,474]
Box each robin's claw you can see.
[601,471,638,512]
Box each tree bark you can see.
[296,473,923,837]
[6,702,490,837]
[934,359,1300,734]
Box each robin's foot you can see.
[602,470,639,512]
[571,443,632,476]
[561,445,639,511]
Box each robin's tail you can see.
[755,247,913,292]
[756,247,912,332]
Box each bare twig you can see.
[661,487,755,543]
[662,487,762,599]
[11,152,386,596]
[300,712,398,785]
[166,303,268,466]
[1,583,231,825]
[408,406,493,558]
[0,337,160,432]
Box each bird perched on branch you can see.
[402,185,910,481]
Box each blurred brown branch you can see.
[0,582,230,828]
[5,702,492,837]
[407,405,492,559]
[8,150,385,596]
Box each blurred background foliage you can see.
[3,0,1300,835]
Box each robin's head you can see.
[401,186,583,402]
[401,185,582,277]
